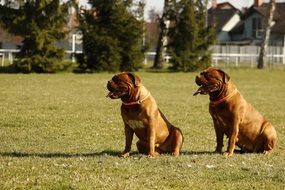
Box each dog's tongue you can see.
[193,86,206,96]
[106,92,114,97]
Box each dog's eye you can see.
[112,76,120,82]
[203,73,210,80]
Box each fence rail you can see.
[1,44,285,67]
[211,45,285,66]
[0,49,82,66]
[212,53,285,67]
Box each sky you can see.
[78,0,276,20]
[143,0,255,20]
[144,0,255,13]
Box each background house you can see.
[207,1,241,43]
[230,0,285,46]
[209,0,285,46]
[0,27,23,49]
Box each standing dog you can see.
[107,72,183,157]
[194,67,277,156]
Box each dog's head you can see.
[193,67,230,96]
[106,72,141,99]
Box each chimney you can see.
[254,0,264,7]
[212,0,217,9]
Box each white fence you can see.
[0,49,19,66]
[211,45,285,67]
[1,45,285,67]
[0,49,82,66]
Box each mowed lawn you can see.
[0,69,284,189]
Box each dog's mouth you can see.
[106,80,129,99]
[193,75,220,96]
[193,85,208,96]
[193,84,219,96]
[106,90,128,99]
[194,76,208,96]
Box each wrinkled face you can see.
[106,72,141,99]
[193,67,230,96]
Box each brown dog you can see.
[194,67,277,156]
[107,72,183,157]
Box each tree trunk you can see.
[258,0,276,69]
[153,18,166,69]
[153,0,171,69]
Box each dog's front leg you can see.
[212,117,224,153]
[120,123,134,158]
[225,119,239,157]
[147,120,157,158]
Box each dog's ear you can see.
[217,69,230,83]
[127,72,141,87]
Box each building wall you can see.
[218,13,240,42]
[244,12,260,41]
[270,34,285,46]
[241,12,284,45]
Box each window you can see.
[252,18,263,39]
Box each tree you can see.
[168,0,215,72]
[75,0,145,72]
[257,0,276,69]
[153,0,174,69]
[0,0,69,73]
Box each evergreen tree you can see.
[168,0,215,72]
[76,0,144,72]
[0,0,69,73]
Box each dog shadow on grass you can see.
[182,149,246,156]
[0,150,121,158]
[181,151,216,155]
[0,149,246,158]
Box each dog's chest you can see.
[211,112,229,133]
[215,115,227,127]
[126,120,145,130]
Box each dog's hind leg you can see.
[254,122,277,153]
[167,128,183,157]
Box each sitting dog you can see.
[107,72,183,157]
[194,67,277,156]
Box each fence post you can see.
[283,42,285,64]
[0,53,4,66]
[238,46,241,65]
[226,43,230,67]
[72,34,76,63]
[9,52,13,65]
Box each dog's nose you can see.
[107,81,112,88]
[195,76,199,82]
[195,76,202,85]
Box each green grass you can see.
[0,69,284,189]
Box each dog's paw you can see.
[263,150,271,155]
[171,151,180,157]
[223,151,233,157]
[119,152,129,158]
[148,151,159,158]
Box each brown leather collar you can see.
[122,91,150,106]
[210,88,238,106]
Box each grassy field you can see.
[0,69,284,189]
